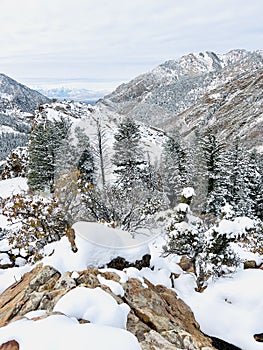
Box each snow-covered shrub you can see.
[160,188,239,291]
[1,146,28,180]
[2,194,69,263]
[82,184,163,233]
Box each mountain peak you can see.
[98,49,263,150]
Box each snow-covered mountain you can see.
[98,49,263,149]
[0,73,50,114]
[0,74,50,160]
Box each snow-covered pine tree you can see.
[27,117,70,193]
[161,130,190,208]
[77,145,95,185]
[225,141,251,216]
[112,117,145,189]
[196,130,228,216]
[256,153,263,220]
[245,150,262,218]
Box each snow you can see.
[97,274,125,297]
[0,238,11,252]
[0,315,141,350]
[0,265,32,294]
[53,286,130,329]
[43,222,150,274]
[0,252,11,265]
[181,187,195,198]
[0,177,28,200]
[176,269,263,350]
[208,216,255,239]
[0,179,262,350]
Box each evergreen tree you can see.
[246,150,262,218]
[77,145,95,185]
[161,131,190,207]
[27,117,70,193]
[112,117,145,188]
[225,142,251,216]
[195,130,227,216]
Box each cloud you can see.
[0,0,262,89]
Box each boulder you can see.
[0,264,61,327]
[178,255,195,273]
[106,254,151,270]
[243,260,257,269]
[123,278,215,348]
[0,340,19,350]
[254,333,263,342]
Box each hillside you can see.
[0,74,49,114]
[98,49,263,149]
[0,74,50,161]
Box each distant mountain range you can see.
[98,49,263,150]
[36,87,108,104]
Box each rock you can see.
[0,264,216,350]
[140,330,178,350]
[106,254,151,270]
[126,310,151,342]
[0,340,19,350]
[0,264,61,327]
[178,255,195,273]
[254,333,263,342]
[123,278,215,349]
[243,260,257,269]
[211,336,242,349]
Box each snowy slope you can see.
[0,73,50,114]
[98,49,263,149]
[34,100,167,183]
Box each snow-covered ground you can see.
[0,177,263,350]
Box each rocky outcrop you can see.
[124,278,214,349]
[0,264,216,349]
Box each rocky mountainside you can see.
[0,74,49,114]
[98,49,263,149]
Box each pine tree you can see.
[27,117,70,193]
[77,146,95,185]
[245,150,262,218]
[195,130,227,216]
[161,131,190,208]
[225,142,250,216]
[112,117,145,188]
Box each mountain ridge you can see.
[0,73,50,114]
[97,49,263,149]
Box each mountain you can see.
[0,73,50,114]
[98,49,263,150]
[36,87,108,104]
[0,74,50,161]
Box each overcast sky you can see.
[0,0,262,91]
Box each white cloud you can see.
[0,0,262,90]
